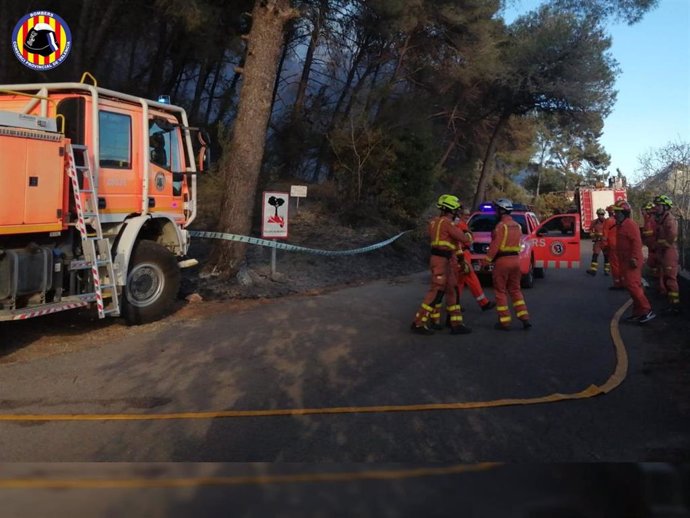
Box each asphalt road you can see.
[0,249,688,463]
[1,245,690,517]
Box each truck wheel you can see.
[122,240,180,325]
[534,267,545,279]
[521,262,535,289]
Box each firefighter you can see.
[454,208,496,312]
[612,200,656,324]
[484,198,531,331]
[603,204,624,289]
[640,201,662,293]
[586,208,608,276]
[654,194,681,314]
[411,194,472,335]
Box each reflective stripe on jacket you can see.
[486,215,521,262]
[429,215,470,253]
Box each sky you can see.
[505,0,690,184]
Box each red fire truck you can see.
[575,186,627,234]
[0,76,208,324]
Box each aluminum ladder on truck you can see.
[65,143,121,318]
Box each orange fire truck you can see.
[0,76,207,324]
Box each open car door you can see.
[531,214,581,269]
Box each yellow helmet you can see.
[596,208,606,216]
[654,194,673,208]
[437,194,461,211]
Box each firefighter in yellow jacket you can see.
[484,198,531,331]
[411,194,472,335]
[654,195,681,314]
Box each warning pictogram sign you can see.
[261,191,289,239]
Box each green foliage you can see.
[551,0,659,25]
[328,118,437,224]
[533,192,574,218]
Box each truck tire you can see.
[122,240,180,325]
[521,261,535,289]
[534,266,545,279]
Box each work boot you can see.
[410,323,434,335]
[604,271,610,276]
[450,325,472,335]
[493,323,510,331]
[638,311,656,325]
[624,314,642,322]
[481,301,497,312]
[429,322,445,331]
[586,269,596,276]
[521,320,532,330]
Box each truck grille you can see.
[472,243,489,254]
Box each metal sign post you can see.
[262,191,289,277]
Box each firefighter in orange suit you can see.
[411,194,472,335]
[603,204,623,289]
[654,195,681,314]
[586,208,608,276]
[641,202,662,293]
[613,200,656,324]
[454,209,496,312]
[484,198,531,331]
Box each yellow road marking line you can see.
[0,301,632,422]
[0,463,499,490]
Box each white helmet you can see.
[494,198,513,212]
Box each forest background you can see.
[1,0,686,275]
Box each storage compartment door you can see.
[0,137,28,228]
[24,139,64,227]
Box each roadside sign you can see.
[261,191,289,239]
[290,185,308,198]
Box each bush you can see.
[329,120,437,225]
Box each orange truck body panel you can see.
[0,91,190,228]
[0,132,67,235]
[1,82,202,321]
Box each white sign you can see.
[290,185,308,197]
[261,191,289,239]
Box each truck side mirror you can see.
[196,130,210,172]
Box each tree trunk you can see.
[472,114,509,209]
[207,0,299,277]
[311,42,368,182]
[204,52,226,126]
[292,0,326,119]
[72,0,94,77]
[189,58,211,122]
[535,143,547,199]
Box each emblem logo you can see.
[155,172,166,192]
[550,240,566,256]
[12,11,72,70]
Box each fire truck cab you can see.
[0,77,207,324]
